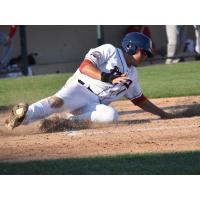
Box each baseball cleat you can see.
[5,103,29,130]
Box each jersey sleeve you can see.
[125,67,144,101]
[125,81,143,100]
[84,44,117,67]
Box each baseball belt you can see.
[78,79,94,93]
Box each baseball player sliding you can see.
[5,32,174,130]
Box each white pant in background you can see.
[165,25,187,64]
[194,25,200,54]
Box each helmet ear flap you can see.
[126,41,137,55]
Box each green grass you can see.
[0,61,200,107]
[0,151,200,175]
[0,73,72,108]
[1,61,200,175]
[138,61,200,98]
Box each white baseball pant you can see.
[23,79,118,124]
[194,25,200,54]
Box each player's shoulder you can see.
[98,44,117,54]
[100,43,116,49]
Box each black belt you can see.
[78,79,94,93]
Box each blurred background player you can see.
[0,25,17,67]
[0,25,34,77]
[165,25,200,64]
[165,25,187,64]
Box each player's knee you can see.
[92,105,118,123]
[48,96,64,108]
[104,107,118,122]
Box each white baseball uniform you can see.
[23,44,144,124]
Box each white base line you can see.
[133,125,199,132]
[67,124,199,136]
[0,124,199,135]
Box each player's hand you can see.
[112,73,129,84]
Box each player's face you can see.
[132,49,148,65]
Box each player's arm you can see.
[79,59,129,84]
[8,25,17,39]
[3,25,17,47]
[131,94,174,119]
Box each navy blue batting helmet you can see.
[121,32,153,57]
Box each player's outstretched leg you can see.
[5,96,65,130]
[5,103,29,130]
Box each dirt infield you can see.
[0,96,199,162]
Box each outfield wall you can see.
[0,25,197,74]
